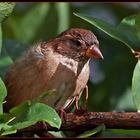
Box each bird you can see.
[4,28,103,113]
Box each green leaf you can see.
[10,102,61,130]
[77,124,105,138]
[0,77,7,114]
[0,113,15,124]
[0,54,13,67]
[7,101,37,130]
[135,12,140,40]
[0,123,16,136]
[132,60,140,111]
[12,3,50,43]
[1,129,16,136]
[101,129,140,137]
[0,47,14,78]
[0,24,2,54]
[0,2,15,55]
[0,101,61,135]
[26,103,61,129]
[48,131,64,138]
[56,3,69,34]
[117,15,140,49]
[0,2,15,23]
[0,101,30,136]
[9,101,31,123]
[0,89,60,135]
[74,13,140,50]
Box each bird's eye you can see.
[93,41,98,46]
[73,40,82,47]
[94,42,97,45]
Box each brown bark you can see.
[18,112,140,134]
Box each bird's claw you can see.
[74,85,89,115]
[57,108,67,121]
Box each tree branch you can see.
[18,112,140,135]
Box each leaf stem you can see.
[131,49,140,59]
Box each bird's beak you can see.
[86,45,104,59]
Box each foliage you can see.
[77,124,105,138]
[0,2,140,137]
[0,101,61,136]
[10,3,50,43]
[74,13,140,50]
[0,2,15,53]
[0,77,7,114]
[132,60,140,111]
[74,12,140,112]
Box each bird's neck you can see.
[77,59,90,76]
[59,55,90,76]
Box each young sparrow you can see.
[4,28,103,112]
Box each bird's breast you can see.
[42,54,79,109]
[42,53,90,109]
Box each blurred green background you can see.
[1,2,139,112]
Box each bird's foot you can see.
[74,107,87,115]
[57,108,67,121]
[74,96,87,115]
[74,85,89,115]
[84,85,89,112]
[35,121,48,137]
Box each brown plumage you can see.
[4,28,103,112]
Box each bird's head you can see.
[51,28,103,61]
